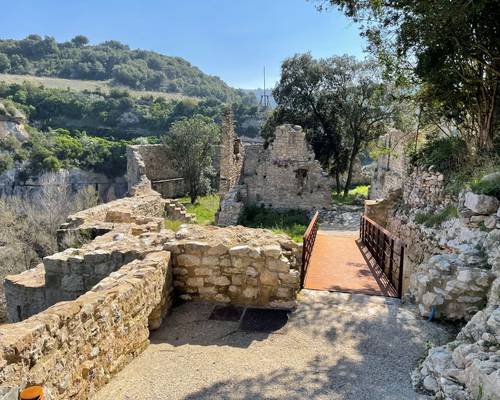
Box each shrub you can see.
[409,136,469,173]
[470,173,500,199]
[415,206,459,227]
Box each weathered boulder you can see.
[464,192,499,215]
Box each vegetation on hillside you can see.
[0,35,254,103]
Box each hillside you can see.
[0,35,253,103]
[0,73,196,101]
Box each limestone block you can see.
[242,287,259,299]
[246,267,258,277]
[183,241,209,255]
[276,287,291,299]
[464,192,499,215]
[229,245,261,259]
[260,270,278,286]
[231,275,245,285]
[198,286,218,295]
[200,256,220,266]
[214,294,231,303]
[279,270,300,285]
[206,276,230,286]
[484,215,497,229]
[194,268,213,276]
[61,274,84,292]
[267,257,290,273]
[206,243,229,256]
[186,277,204,287]
[262,244,282,259]
[177,254,201,267]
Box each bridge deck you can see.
[303,231,396,297]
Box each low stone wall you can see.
[165,224,301,307]
[1,190,302,397]
[0,251,172,399]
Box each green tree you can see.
[315,0,500,152]
[162,116,220,203]
[0,53,10,73]
[268,53,391,194]
[71,35,89,47]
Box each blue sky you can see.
[0,0,366,89]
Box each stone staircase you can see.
[164,199,196,223]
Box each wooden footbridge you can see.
[301,212,405,298]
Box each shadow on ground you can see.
[97,291,455,400]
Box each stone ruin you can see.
[367,138,500,399]
[217,124,334,225]
[0,188,302,398]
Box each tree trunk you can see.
[343,141,359,196]
[335,169,341,195]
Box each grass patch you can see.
[164,219,183,232]
[415,206,459,227]
[239,204,309,242]
[332,185,369,205]
[178,194,220,225]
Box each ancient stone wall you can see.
[127,144,186,198]
[165,224,301,307]
[369,129,410,199]
[217,125,333,224]
[0,251,173,400]
[218,108,244,196]
[403,168,456,211]
[1,190,301,397]
[245,125,333,210]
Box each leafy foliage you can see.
[0,82,259,139]
[0,35,254,102]
[162,117,220,203]
[332,184,369,205]
[471,174,500,199]
[266,53,393,195]
[409,136,470,173]
[315,0,500,152]
[239,204,309,242]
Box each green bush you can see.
[470,173,500,199]
[409,136,469,173]
[0,152,14,173]
[239,204,309,242]
[415,206,459,227]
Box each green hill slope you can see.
[0,35,252,103]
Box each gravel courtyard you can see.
[96,290,453,400]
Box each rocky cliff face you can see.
[0,168,127,202]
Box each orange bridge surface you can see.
[303,231,397,297]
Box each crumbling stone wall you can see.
[0,251,173,400]
[245,125,333,209]
[1,190,302,397]
[165,224,301,307]
[369,129,410,199]
[218,108,244,196]
[217,125,333,224]
[127,144,186,198]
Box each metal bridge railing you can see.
[360,215,405,298]
[301,211,319,288]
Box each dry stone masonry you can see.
[369,141,500,399]
[217,124,334,225]
[0,188,302,398]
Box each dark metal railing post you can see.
[359,215,405,298]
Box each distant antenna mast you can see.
[259,66,270,108]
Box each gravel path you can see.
[95,290,453,400]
